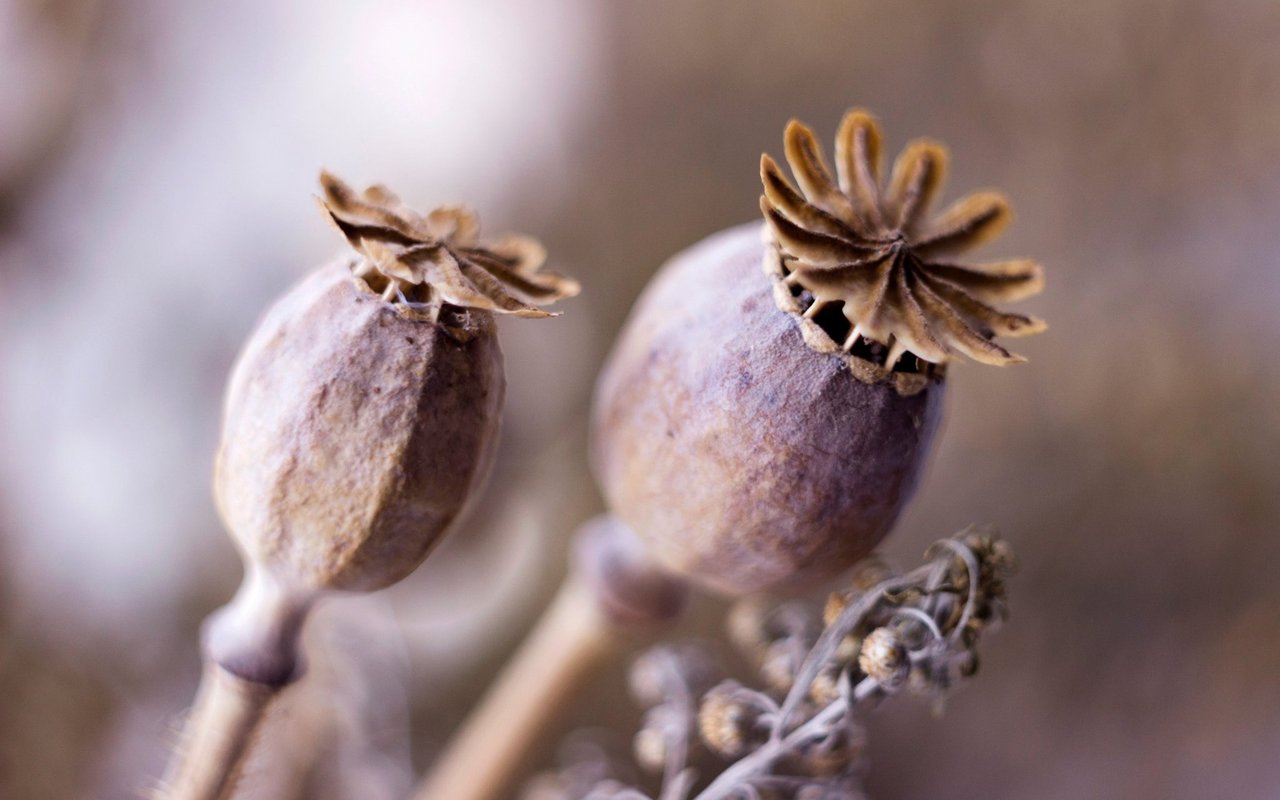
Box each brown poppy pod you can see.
[592,109,1045,595]
[207,173,578,678]
[213,259,504,597]
[162,174,577,800]
[592,222,944,594]
[220,175,575,584]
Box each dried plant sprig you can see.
[320,171,580,321]
[761,109,1046,367]
[525,527,1015,800]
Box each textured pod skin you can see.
[592,223,944,595]
[214,258,504,593]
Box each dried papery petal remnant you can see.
[761,109,1046,367]
[320,171,580,321]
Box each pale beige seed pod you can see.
[213,260,503,595]
[216,174,577,594]
[166,174,577,800]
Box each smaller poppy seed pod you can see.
[167,174,576,800]
[592,108,1046,595]
[208,173,578,680]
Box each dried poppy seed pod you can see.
[697,681,768,758]
[166,174,576,800]
[592,108,1045,595]
[209,172,578,676]
[213,263,503,598]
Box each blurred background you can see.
[2,1,1278,798]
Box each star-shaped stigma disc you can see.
[760,109,1046,368]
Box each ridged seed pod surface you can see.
[214,258,504,593]
[592,223,944,594]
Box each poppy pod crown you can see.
[761,109,1045,376]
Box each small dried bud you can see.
[759,639,801,694]
[833,633,863,664]
[906,664,934,696]
[698,682,766,758]
[990,539,1017,572]
[632,724,668,773]
[808,661,845,706]
[858,628,909,690]
[726,598,774,660]
[822,593,865,663]
[627,651,667,708]
[792,721,867,777]
[849,555,899,592]
[822,591,849,629]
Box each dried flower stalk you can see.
[524,527,1015,799]
[415,516,688,800]
[160,665,276,800]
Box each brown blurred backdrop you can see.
[2,1,1278,798]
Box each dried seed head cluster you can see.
[215,173,576,603]
[319,172,579,322]
[524,528,1015,800]
[761,109,1046,369]
[696,681,769,759]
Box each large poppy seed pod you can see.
[592,109,1045,595]
[213,173,579,600]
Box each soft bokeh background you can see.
[2,1,1278,798]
